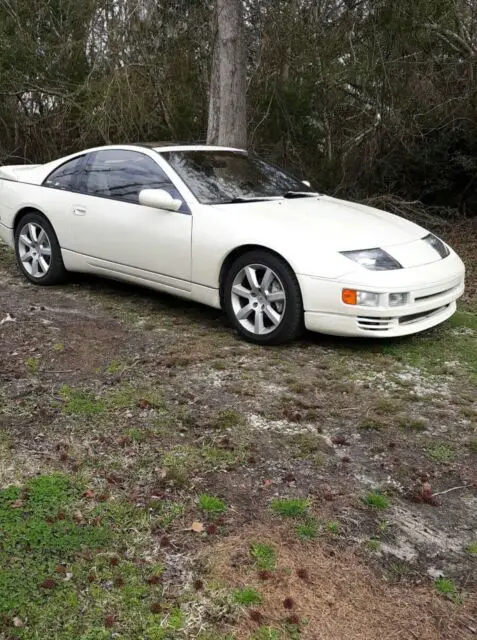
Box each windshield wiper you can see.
[283,191,320,199]
[223,196,278,204]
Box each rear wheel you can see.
[224,250,303,345]
[14,212,67,285]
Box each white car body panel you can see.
[0,144,466,339]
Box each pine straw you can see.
[204,523,477,640]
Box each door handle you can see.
[73,206,86,216]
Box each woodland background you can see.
[1,0,477,217]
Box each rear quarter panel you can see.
[0,180,74,249]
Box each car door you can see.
[67,148,192,291]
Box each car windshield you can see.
[159,150,315,205]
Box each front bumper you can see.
[299,252,465,338]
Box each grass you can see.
[362,492,390,510]
[199,494,227,518]
[209,409,245,430]
[59,386,106,416]
[0,473,185,639]
[250,543,276,570]
[434,577,459,601]
[233,587,262,606]
[326,521,341,535]
[367,538,381,552]
[270,498,310,518]
[397,415,428,431]
[296,519,318,540]
[25,357,40,374]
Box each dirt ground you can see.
[0,223,476,639]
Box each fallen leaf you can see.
[83,489,95,499]
[191,521,204,533]
[40,578,57,589]
[10,499,24,509]
[13,617,23,628]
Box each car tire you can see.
[14,212,67,285]
[224,250,304,345]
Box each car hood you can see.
[214,195,426,250]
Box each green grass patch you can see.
[60,386,106,416]
[360,416,384,431]
[427,443,457,463]
[270,498,310,518]
[250,543,276,570]
[326,521,341,535]
[198,494,227,518]
[233,587,262,606]
[25,357,40,374]
[209,408,245,430]
[371,310,477,377]
[434,577,459,602]
[367,537,381,552]
[396,415,428,431]
[0,474,184,639]
[296,519,319,540]
[362,491,389,510]
[465,541,477,556]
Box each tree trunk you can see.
[207,0,247,148]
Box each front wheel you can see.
[223,250,304,345]
[14,212,67,285]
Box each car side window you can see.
[43,156,85,191]
[82,149,183,207]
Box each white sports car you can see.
[0,144,465,344]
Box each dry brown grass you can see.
[205,523,477,640]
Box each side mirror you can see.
[302,180,311,188]
[139,188,182,212]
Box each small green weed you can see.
[270,498,310,518]
[326,521,341,535]
[428,443,457,463]
[250,543,276,570]
[25,357,40,374]
[150,500,185,530]
[465,541,477,556]
[105,359,123,374]
[296,519,318,540]
[362,492,389,510]
[367,537,380,552]
[434,577,459,601]
[199,494,227,518]
[386,560,412,582]
[233,587,262,606]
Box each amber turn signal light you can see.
[342,289,357,305]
